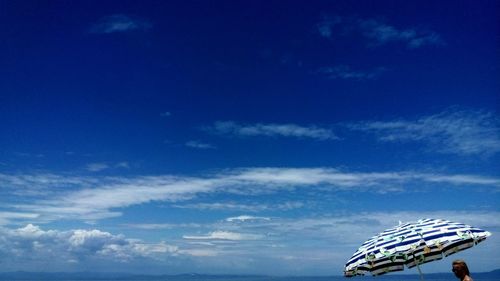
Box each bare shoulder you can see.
[463,276,473,281]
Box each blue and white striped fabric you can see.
[344,218,491,277]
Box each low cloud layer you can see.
[0,224,177,271]
[1,211,498,274]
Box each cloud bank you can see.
[1,210,499,274]
[0,224,177,271]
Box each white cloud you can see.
[358,19,444,48]
[0,173,99,197]
[173,201,304,212]
[226,215,271,222]
[178,248,218,257]
[0,224,179,268]
[90,14,152,34]
[116,162,130,169]
[86,163,110,172]
[207,121,338,140]
[185,140,216,149]
[183,231,263,241]
[316,15,342,38]
[349,108,500,156]
[316,16,444,49]
[1,211,499,274]
[177,210,499,273]
[2,168,499,223]
[0,212,39,225]
[316,65,386,80]
[85,162,130,172]
[123,223,202,230]
[242,211,500,248]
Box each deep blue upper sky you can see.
[0,0,498,275]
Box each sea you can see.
[0,273,499,281]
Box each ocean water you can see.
[1,272,498,281]
[2,277,497,281]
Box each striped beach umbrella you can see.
[344,218,491,279]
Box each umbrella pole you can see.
[415,261,425,281]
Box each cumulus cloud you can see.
[349,108,500,156]
[90,14,152,34]
[207,121,338,140]
[316,16,444,48]
[0,224,178,269]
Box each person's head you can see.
[452,260,470,278]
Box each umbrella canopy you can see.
[344,218,491,277]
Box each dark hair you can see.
[453,260,470,276]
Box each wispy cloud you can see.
[183,231,263,241]
[90,14,152,34]
[199,210,500,260]
[316,15,342,39]
[316,65,386,80]
[116,162,130,169]
[172,211,500,271]
[358,19,444,48]
[85,163,110,172]
[348,108,500,156]
[123,223,202,230]
[206,121,338,140]
[85,162,131,172]
[2,167,499,223]
[226,215,271,222]
[0,212,39,225]
[317,16,444,48]
[185,140,216,149]
[173,201,304,212]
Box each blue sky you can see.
[0,0,499,276]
